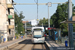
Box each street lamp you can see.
[23,19,27,37]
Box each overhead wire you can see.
[37,0,38,24]
[14,6,20,15]
[34,0,37,3]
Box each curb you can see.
[0,38,26,50]
[45,41,53,50]
[45,41,50,50]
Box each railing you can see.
[7,4,14,8]
[8,25,14,29]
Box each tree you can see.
[51,2,75,36]
[73,6,75,16]
[51,3,75,30]
[38,18,48,26]
[38,17,53,27]
[14,11,25,35]
[26,22,32,26]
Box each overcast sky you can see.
[13,0,75,20]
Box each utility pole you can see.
[25,22,27,37]
[37,0,38,25]
[48,6,50,27]
[42,23,43,27]
[48,2,52,28]
[68,0,74,49]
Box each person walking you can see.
[54,30,58,43]
[45,34,47,38]
[44,34,46,40]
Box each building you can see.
[72,12,75,21]
[29,19,37,26]
[72,16,75,21]
[22,21,28,24]
[0,0,14,42]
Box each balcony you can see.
[8,15,14,19]
[8,25,14,29]
[10,9,14,15]
[7,4,14,8]
[7,0,13,4]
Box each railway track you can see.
[5,35,49,50]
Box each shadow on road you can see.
[7,37,49,50]
[32,49,44,50]
[18,39,32,44]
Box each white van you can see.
[32,27,45,43]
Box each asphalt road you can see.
[5,35,49,50]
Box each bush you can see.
[20,33,25,36]
[15,33,20,39]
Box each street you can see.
[5,35,49,50]
[0,0,75,50]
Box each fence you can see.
[8,36,13,41]
[0,30,14,43]
[57,37,69,46]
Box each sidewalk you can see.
[0,37,26,50]
[45,36,70,50]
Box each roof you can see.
[22,21,28,24]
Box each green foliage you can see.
[51,3,75,31]
[15,33,20,39]
[51,3,68,29]
[73,6,75,16]
[14,11,25,35]
[26,22,32,26]
[62,31,68,37]
[38,18,48,26]
[38,17,54,27]
[73,24,75,32]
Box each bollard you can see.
[21,36,23,38]
[4,38,6,42]
[15,36,16,39]
[65,41,68,47]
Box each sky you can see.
[13,0,75,20]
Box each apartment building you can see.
[0,0,14,42]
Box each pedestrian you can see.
[44,34,46,37]
[54,30,58,43]
[44,34,46,40]
[45,34,47,38]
